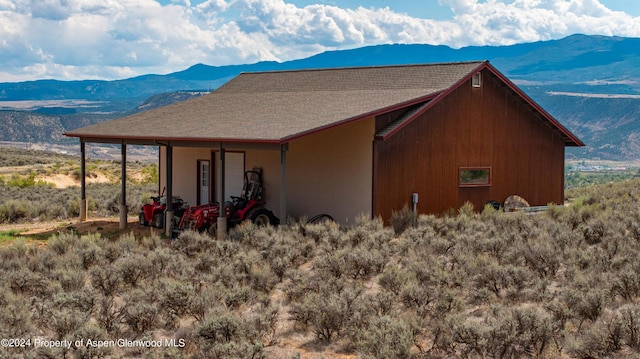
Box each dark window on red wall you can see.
[459,167,491,187]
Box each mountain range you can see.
[1,34,639,161]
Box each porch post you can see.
[79,140,87,222]
[119,142,127,230]
[280,143,288,224]
[165,145,174,237]
[216,144,227,239]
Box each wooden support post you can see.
[119,143,127,230]
[165,145,174,237]
[80,140,87,222]
[216,144,227,240]
[280,143,288,224]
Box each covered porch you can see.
[74,115,374,237]
[76,138,288,239]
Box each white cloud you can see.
[0,0,638,81]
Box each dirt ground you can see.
[0,217,163,241]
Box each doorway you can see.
[197,160,210,205]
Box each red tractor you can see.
[173,169,279,236]
[139,189,188,229]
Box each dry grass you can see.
[3,147,640,358]
[1,176,640,358]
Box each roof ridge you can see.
[238,60,488,75]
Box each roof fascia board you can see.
[483,62,585,147]
[66,134,282,150]
[375,101,431,140]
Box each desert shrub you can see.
[52,267,86,292]
[315,246,387,281]
[48,232,82,255]
[0,178,156,223]
[313,250,348,279]
[437,306,554,358]
[484,305,554,358]
[290,280,362,342]
[90,265,122,297]
[457,201,476,217]
[195,307,267,359]
[611,267,640,302]
[172,230,215,257]
[94,294,121,335]
[378,266,412,296]
[350,315,419,359]
[164,251,197,281]
[158,279,195,328]
[473,260,537,303]
[187,285,220,322]
[71,323,113,358]
[566,316,624,358]
[6,267,54,297]
[358,291,396,318]
[616,304,640,350]
[442,313,489,357]
[390,205,417,235]
[0,199,32,222]
[78,238,105,269]
[514,240,560,279]
[121,289,158,336]
[116,252,154,288]
[98,242,124,265]
[6,171,50,188]
[348,215,394,248]
[252,227,315,281]
[48,306,90,341]
[145,245,172,273]
[221,285,255,309]
[26,246,60,274]
[250,261,278,293]
[344,245,388,279]
[399,280,436,316]
[562,286,608,325]
[140,163,159,184]
[303,220,343,248]
[0,289,32,338]
[283,269,315,302]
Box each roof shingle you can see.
[65,62,485,143]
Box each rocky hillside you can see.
[1,34,640,161]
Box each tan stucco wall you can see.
[287,117,374,224]
[159,116,374,225]
[159,147,212,207]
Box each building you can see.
[65,61,584,233]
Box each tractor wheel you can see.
[139,212,149,226]
[307,213,334,224]
[247,207,279,226]
[152,213,164,229]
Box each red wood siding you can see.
[373,69,566,221]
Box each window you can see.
[472,72,482,88]
[459,167,491,187]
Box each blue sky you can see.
[0,0,638,82]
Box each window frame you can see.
[459,166,492,187]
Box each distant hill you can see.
[1,34,639,161]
